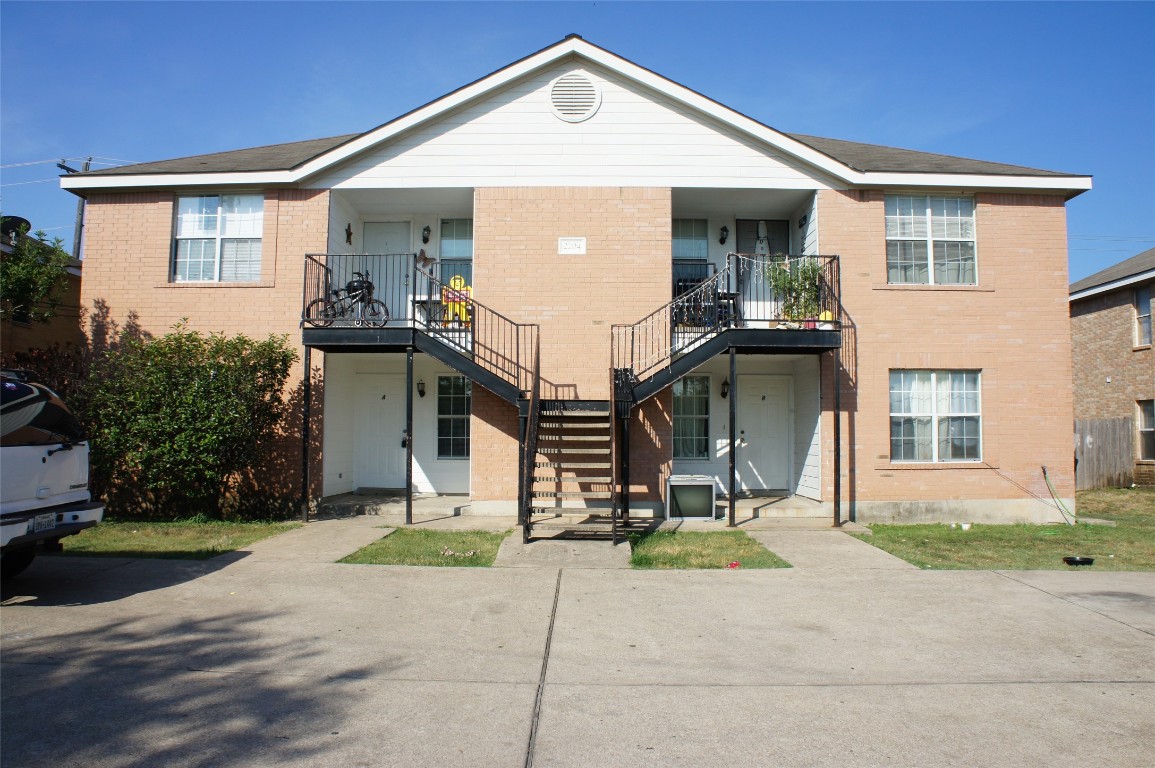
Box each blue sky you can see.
[2,1,1152,282]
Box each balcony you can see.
[301,253,537,403]
[615,253,842,399]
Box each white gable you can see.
[309,62,838,191]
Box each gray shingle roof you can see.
[787,134,1079,177]
[80,134,360,176]
[77,129,1083,180]
[1070,248,1155,295]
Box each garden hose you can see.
[1042,465,1076,525]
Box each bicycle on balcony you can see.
[305,271,389,328]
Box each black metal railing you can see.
[519,332,542,542]
[303,253,539,395]
[612,254,840,383]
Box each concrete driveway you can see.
[2,519,1153,767]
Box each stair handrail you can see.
[611,264,733,384]
[413,264,542,395]
[519,327,542,541]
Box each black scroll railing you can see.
[518,331,542,542]
[611,254,841,384]
[303,253,539,396]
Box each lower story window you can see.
[437,376,471,458]
[890,370,981,462]
[1140,400,1154,461]
[673,376,710,459]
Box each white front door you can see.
[354,374,406,489]
[736,375,792,491]
[364,222,412,254]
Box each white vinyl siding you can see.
[173,194,263,282]
[886,196,976,285]
[311,64,834,191]
[673,376,710,459]
[890,370,982,462]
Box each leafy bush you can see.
[0,228,73,323]
[81,324,298,519]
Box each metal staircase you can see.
[523,402,634,543]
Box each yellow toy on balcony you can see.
[441,274,472,327]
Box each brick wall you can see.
[79,189,331,502]
[819,189,1077,517]
[473,187,671,399]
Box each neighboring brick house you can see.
[0,222,84,357]
[1070,249,1155,487]
[62,36,1091,530]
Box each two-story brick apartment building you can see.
[62,37,1090,534]
[1070,248,1155,487]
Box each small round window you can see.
[550,73,601,123]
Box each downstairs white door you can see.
[736,375,792,491]
[354,374,406,489]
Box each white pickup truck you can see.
[1,372,104,579]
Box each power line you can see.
[0,157,91,169]
[0,178,60,187]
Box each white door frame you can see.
[354,373,407,490]
[735,374,793,492]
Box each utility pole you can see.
[57,157,91,259]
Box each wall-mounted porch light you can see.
[719,226,729,245]
[417,379,426,398]
[421,225,432,244]
[720,378,729,399]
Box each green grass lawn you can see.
[628,530,791,569]
[340,528,510,567]
[853,487,1155,571]
[54,520,301,560]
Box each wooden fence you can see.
[1075,418,1133,490]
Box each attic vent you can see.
[550,73,601,123]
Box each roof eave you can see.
[1070,268,1155,301]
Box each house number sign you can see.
[558,237,586,255]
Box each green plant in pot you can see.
[767,256,822,322]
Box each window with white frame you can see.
[885,196,976,285]
[890,370,982,462]
[437,375,471,459]
[1140,400,1154,461]
[672,219,708,260]
[673,375,710,459]
[439,219,473,287]
[1136,284,1152,346]
[173,194,263,282]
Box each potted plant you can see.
[767,256,822,326]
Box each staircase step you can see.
[535,462,612,469]
[538,434,609,442]
[533,476,613,484]
[538,421,611,429]
[533,491,613,499]
[536,447,611,455]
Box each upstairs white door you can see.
[364,222,412,319]
[736,375,792,491]
[354,374,406,489]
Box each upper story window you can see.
[173,194,263,282]
[885,196,976,285]
[672,219,708,260]
[439,219,473,286]
[890,370,982,462]
[1136,284,1152,346]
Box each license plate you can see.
[33,513,56,533]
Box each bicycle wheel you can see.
[305,298,335,328]
[363,300,390,328]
